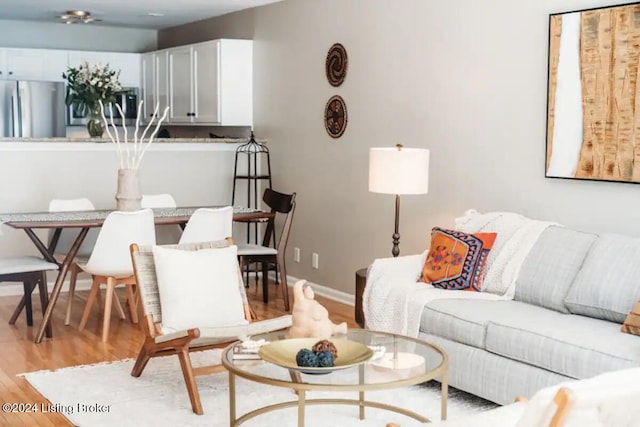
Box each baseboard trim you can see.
[0,279,93,297]
[268,273,354,307]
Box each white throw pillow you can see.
[152,245,247,332]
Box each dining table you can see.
[0,206,274,343]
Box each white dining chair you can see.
[78,209,156,342]
[178,206,233,244]
[141,194,177,209]
[2,257,59,338]
[48,198,103,325]
[142,194,179,244]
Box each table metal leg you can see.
[359,363,365,420]
[441,372,448,421]
[297,389,305,427]
[34,227,89,343]
[229,371,236,427]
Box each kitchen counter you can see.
[0,137,268,152]
[0,137,250,143]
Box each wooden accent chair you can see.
[129,238,292,415]
[237,189,296,311]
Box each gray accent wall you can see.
[158,9,254,49]
[159,0,640,295]
[0,20,157,52]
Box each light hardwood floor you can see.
[0,282,357,426]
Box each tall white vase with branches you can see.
[100,101,170,211]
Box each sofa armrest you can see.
[367,250,428,283]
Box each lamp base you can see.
[391,194,401,257]
[392,232,400,257]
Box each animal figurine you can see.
[289,280,348,339]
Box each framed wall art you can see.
[546,2,640,183]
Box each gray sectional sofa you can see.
[417,226,640,405]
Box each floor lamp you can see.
[369,145,430,257]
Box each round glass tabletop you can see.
[221,329,447,391]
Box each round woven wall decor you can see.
[325,95,348,138]
[325,43,348,87]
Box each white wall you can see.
[0,143,240,258]
[162,0,640,294]
[0,20,157,52]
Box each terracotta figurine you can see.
[289,280,348,339]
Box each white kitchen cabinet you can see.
[68,51,141,87]
[155,51,169,121]
[0,48,68,82]
[166,39,252,126]
[141,50,170,123]
[168,47,192,123]
[141,52,155,121]
[192,42,220,123]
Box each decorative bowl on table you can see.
[258,338,373,374]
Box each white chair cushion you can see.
[0,257,59,275]
[152,245,247,333]
[515,367,640,427]
[237,243,278,256]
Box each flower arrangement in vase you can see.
[63,61,125,138]
[100,101,170,211]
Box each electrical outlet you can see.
[294,247,301,263]
[312,253,319,269]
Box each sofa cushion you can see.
[565,233,640,323]
[420,299,511,348]
[484,301,640,379]
[515,226,596,313]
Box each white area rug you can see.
[22,350,496,427]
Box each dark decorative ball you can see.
[296,348,319,367]
[312,339,338,359]
[316,351,335,368]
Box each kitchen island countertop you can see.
[0,137,251,143]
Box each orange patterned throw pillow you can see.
[421,227,497,291]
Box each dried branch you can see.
[99,100,168,171]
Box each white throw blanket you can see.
[363,210,558,337]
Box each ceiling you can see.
[0,0,282,30]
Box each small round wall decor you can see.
[325,43,348,87]
[325,95,348,138]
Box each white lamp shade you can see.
[368,147,430,195]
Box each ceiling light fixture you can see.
[58,10,102,24]
[147,12,165,17]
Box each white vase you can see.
[115,168,142,211]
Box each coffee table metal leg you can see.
[359,364,365,420]
[229,371,236,427]
[441,372,448,420]
[297,389,305,427]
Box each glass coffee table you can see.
[221,329,448,427]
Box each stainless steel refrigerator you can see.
[0,81,66,138]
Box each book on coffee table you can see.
[232,346,262,360]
